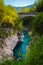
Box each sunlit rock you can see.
[0,34,18,61]
[4,34,18,50]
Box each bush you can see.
[0,60,24,65]
[31,13,43,35]
[25,36,43,65]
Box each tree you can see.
[36,0,43,12]
[31,13,43,35]
[28,7,35,12]
[0,0,19,45]
[22,8,29,13]
[22,16,35,31]
[22,7,35,13]
[0,0,6,21]
[0,5,18,38]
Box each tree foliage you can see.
[22,7,35,13]
[0,0,19,40]
[31,13,43,35]
[25,36,43,65]
[36,0,43,12]
[22,16,35,30]
[22,8,29,13]
[0,0,6,21]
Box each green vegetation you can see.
[22,0,43,12]
[22,8,29,13]
[31,13,43,35]
[0,0,22,47]
[25,36,43,65]
[0,0,22,39]
[36,0,43,12]
[0,60,24,65]
[22,7,35,13]
[0,36,43,65]
[0,0,43,65]
[22,16,35,30]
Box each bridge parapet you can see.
[18,12,40,20]
[18,12,39,14]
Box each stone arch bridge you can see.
[18,12,39,20]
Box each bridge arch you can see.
[18,12,39,20]
[18,12,40,31]
[19,16,35,31]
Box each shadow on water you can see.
[13,41,23,60]
[13,30,30,60]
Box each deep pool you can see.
[13,30,30,60]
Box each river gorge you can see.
[0,30,30,61]
[13,30,30,60]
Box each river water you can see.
[13,30,30,60]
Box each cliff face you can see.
[0,34,18,61]
[4,34,18,49]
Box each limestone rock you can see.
[0,34,18,61]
